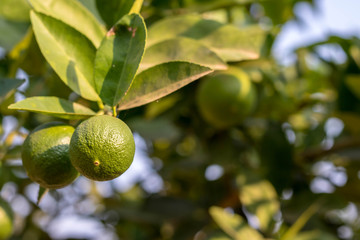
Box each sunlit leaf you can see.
[29,0,105,47]
[8,96,96,119]
[237,175,280,233]
[147,14,265,62]
[129,0,144,14]
[0,78,25,104]
[118,62,213,110]
[94,13,146,107]
[209,206,264,240]
[30,11,100,102]
[139,38,227,72]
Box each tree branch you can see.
[300,137,360,162]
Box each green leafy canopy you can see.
[10,1,262,119]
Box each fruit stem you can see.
[112,106,117,117]
[97,101,104,110]
[37,187,49,205]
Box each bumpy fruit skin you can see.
[0,198,13,240]
[69,115,135,181]
[196,67,257,128]
[21,122,79,189]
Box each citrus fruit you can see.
[21,122,79,189]
[0,198,13,240]
[196,67,257,128]
[69,115,135,181]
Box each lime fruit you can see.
[196,67,257,128]
[0,198,13,240]
[69,115,135,181]
[21,122,79,189]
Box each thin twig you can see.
[300,137,360,162]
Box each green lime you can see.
[21,122,79,189]
[0,198,13,240]
[69,115,135,181]
[196,67,257,128]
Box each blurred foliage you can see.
[1,0,360,240]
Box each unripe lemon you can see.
[69,115,135,181]
[196,67,257,128]
[0,198,13,240]
[21,122,79,189]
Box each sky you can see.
[273,0,360,64]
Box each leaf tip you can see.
[7,103,16,110]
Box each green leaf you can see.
[345,74,360,99]
[30,11,100,102]
[29,0,105,47]
[145,93,181,119]
[95,0,135,27]
[147,14,265,62]
[8,96,96,119]
[262,0,293,25]
[280,202,320,240]
[260,122,294,193]
[128,117,180,142]
[12,31,48,76]
[77,0,104,25]
[2,146,22,161]
[292,230,338,240]
[334,112,360,134]
[118,62,213,110]
[94,13,146,107]
[335,162,360,203]
[209,206,264,240]
[0,18,29,51]
[237,175,280,233]
[139,38,227,72]
[0,0,30,22]
[129,0,144,14]
[350,44,360,69]
[0,78,25,103]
